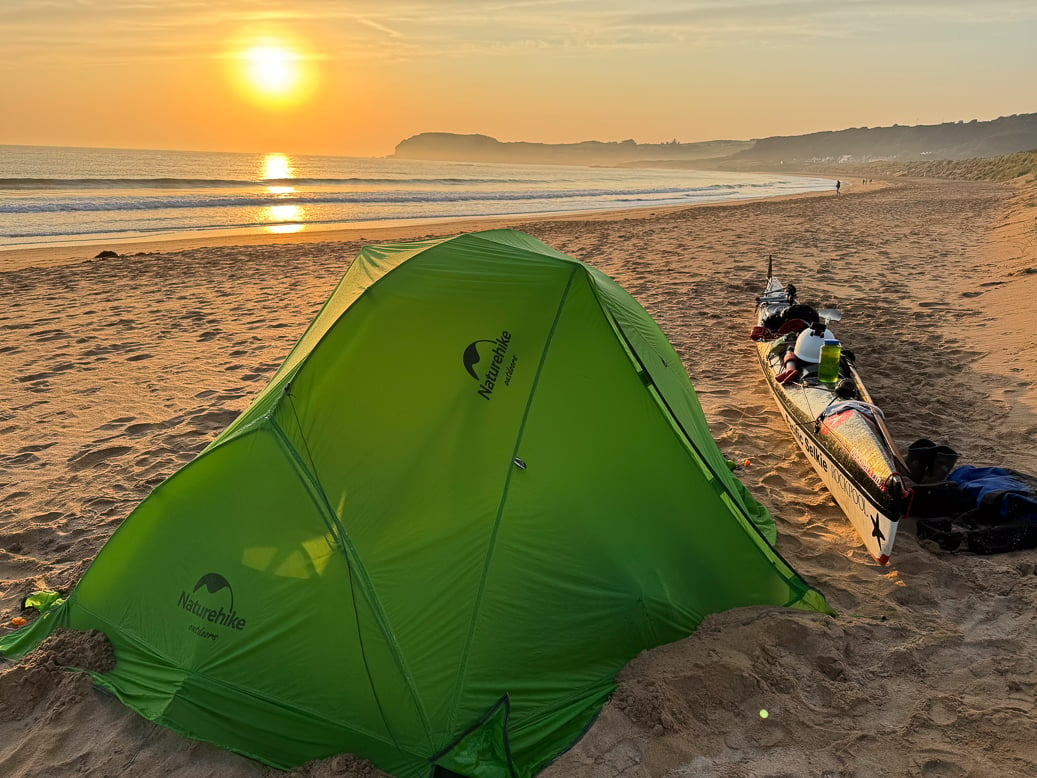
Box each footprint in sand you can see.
[16,371,59,383]
[17,443,56,454]
[0,452,41,466]
[124,422,164,436]
[916,757,967,778]
[717,407,750,422]
[68,445,134,471]
[188,409,239,432]
[83,496,128,517]
[101,318,136,329]
[32,329,71,342]
[760,472,788,489]
[0,550,45,581]
[82,342,137,357]
[95,416,136,431]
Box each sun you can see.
[244,46,301,97]
[231,38,316,107]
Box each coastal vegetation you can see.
[826,150,1037,182]
[393,114,1037,178]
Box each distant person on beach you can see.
[836,180,841,193]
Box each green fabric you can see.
[22,589,65,614]
[0,229,831,777]
[0,602,70,658]
[434,697,514,778]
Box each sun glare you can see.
[246,46,300,95]
[260,153,305,233]
[231,38,316,108]
[265,204,305,234]
[262,153,295,192]
[262,153,293,181]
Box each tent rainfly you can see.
[1,229,831,777]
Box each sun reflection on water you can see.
[262,153,293,183]
[262,153,296,194]
[260,153,306,232]
[264,204,305,233]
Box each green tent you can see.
[1,229,830,777]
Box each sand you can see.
[2,175,1037,776]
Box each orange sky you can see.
[3,1,1034,158]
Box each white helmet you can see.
[794,326,835,363]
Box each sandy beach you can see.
[3,175,1037,776]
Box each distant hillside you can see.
[724,113,1037,166]
[393,114,1037,169]
[392,133,751,165]
[811,150,1037,183]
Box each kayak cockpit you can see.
[752,272,909,563]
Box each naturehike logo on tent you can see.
[178,573,247,640]
[462,331,516,400]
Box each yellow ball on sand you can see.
[759,709,769,719]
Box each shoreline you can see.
[0,176,860,273]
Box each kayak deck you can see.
[753,276,905,563]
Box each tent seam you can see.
[583,277,830,605]
[207,232,569,454]
[267,416,436,747]
[444,263,580,737]
[210,235,459,451]
[262,235,463,392]
[585,279,723,486]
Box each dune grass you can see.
[830,150,1037,183]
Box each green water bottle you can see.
[818,338,841,384]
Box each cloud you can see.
[3,0,1035,67]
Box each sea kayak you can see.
[752,272,909,564]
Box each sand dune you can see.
[2,176,1036,776]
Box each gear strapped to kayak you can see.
[752,262,910,564]
[754,260,1037,560]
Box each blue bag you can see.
[914,466,1037,554]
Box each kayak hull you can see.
[754,277,902,563]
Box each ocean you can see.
[0,145,833,249]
